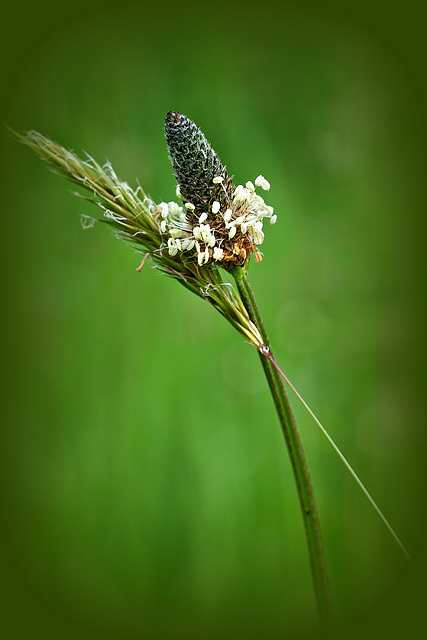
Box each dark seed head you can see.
[164,112,234,217]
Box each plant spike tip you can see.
[164,111,233,217]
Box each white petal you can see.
[253,230,265,245]
[224,208,233,222]
[233,188,250,203]
[167,238,178,256]
[168,201,180,216]
[255,175,270,191]
[180,238,195,251]
[169,227,185,238]
[159,202,169,219]
[212,201,220,214]
[213,247,224,261]
[201,226,211,243]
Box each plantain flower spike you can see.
[163,111,276,268]
[13,114,274,348]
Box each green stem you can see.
[231,266,333,626]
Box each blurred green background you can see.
[1,1,426,638]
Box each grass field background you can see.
[1,2,425,638]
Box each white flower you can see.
[159,202,169,219]
[197,247,210,265]
[157,169,274,266]
[200,224,211,243]
[253,231,264,245]
[212,201,220,214]
[167,238,178,256]
[168,201,181,216]
[252,226,264,245]
[245,213,257,224]
[213,247,224,261]
[255,175,270,191]
[180,238,195,251]
[233,187,251,203]
[224,208,233,223]
[169,227,186,239]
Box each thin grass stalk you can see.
[231,265,333,626]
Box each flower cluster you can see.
[163,111,276,269]
[154,174,276,268]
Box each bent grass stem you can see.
[231,266,334,626]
